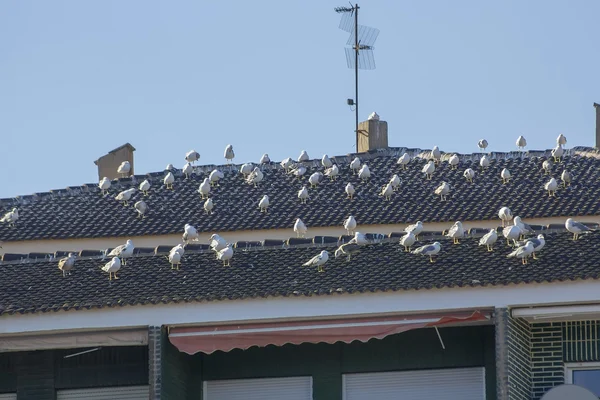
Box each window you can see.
[565,362,600,397]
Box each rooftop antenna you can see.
[334,3,379,151]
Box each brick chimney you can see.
[94,143,136,180]
[357,112,388,153]
[594,103,600,149]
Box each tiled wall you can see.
[507,314,532,399]
[530,323,564,399]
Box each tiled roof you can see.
[0,228,598,316]
[0,146,599,242]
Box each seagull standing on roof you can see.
[380,183,393,201]
[431,146,441,164]
[478,139,488,152]
[322,154,332,168]
[204,198,214,214]
[99,177,111,196]
[551,145,564,163]
[298,150,309,162]
[164,172,175,190]
[139,179,151,196]
[298,186,309,203]
[350,157,361,174]
[58,253,76,277]
[557,133,567,146]
[209,234,227,252]
[344,216,357,235]
[516,135,527,151]
[345,182,355,200]
[260,154,270,164]
[289,165,307,178]
[198,178,211,199]
[240,163,254,176]
[405,221,423,239]
[514,216,534,239]
[182,163,193,180]
[115,188,135,206]
[107,239,134,266]
[183,224,199,243]
[389,174,400,191]
[349,232,369,245]
[479,229,498,252]
[399,231,416,252]
[185,150,200,164]
[448,154,459,170]
[246,167,264,187]
[358,164,371,181]
[411,242,441,263]
[303,250,329,273]
[561,170,572,187]
[308,172,323,188]
[335,242,361,261]
[445,221,464,244]
[517,234,545,260]
[258,195,270,213]
[542,160,552,175]
[134,200,147,218]
[434,182,450,201]
[165,164,174,171]
[565,218,594,240]
[545,177,558,197]
[422,161,435,180]
[507,241,534,264]
[168,244,185,270]
[498,207,513,227]
[101,257,121,281]
[480,155,490,171]
[217,244,234,267]
[502,225,521,247]
[368,111,379,120]
[294,218,308,238]
[224,145,235,163]
[117,161,131,177]
[501,168,511,184]
[0,208,19,227]
[397,153,410,169]
[281,157,294,172]
[209,169,224,186]
[325,164,339,180]
[463,168,475,183]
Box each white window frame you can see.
[564,361,600,384]
[203,376,313,400]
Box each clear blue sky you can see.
[1,0,598,199]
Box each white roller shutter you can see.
[56,385,149,400]
[343,367,485,400]
[0,393,16,400]
[204,376,312,400]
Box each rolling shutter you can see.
[0,394,17,400]
[204,376,312,400]
[343,367,485,400]
[56,385,149,400]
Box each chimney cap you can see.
[367,112,380,121]
[594,102,600,108]
[94,143,136,165]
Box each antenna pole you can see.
[354,3,359,151]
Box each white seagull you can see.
[209,169,224,186]
[99,177,111,195]
[209,234,227,252]
[115,188,136,206]
[350,157,361,174]
[349,232,369,245]
[134,200,147,218]
[557,133,567,146]
[431,146,441,164]
[399,232,416,252]
[516,135,527,151]
[185,150,200,164]
[258,195,270,213]
[224,144,235,163]
[0,208,19,227]
[397,153,411,169]
[514,216,534,238]
[561,170,572,187]
[58,253,76,277]
[182,224,199,243]
[517,234,546,260]
[246,167,264,187]
[280,157,294,172]
[479,229,498,252]
[303,250,329,273]
[294,218,308,238]
[117,161,131,177]
[240,163,254,176]
[565,218,593,240]
[405,221,424,238]
[502,225,522,246]
[344,215,357,235]
[324,164,339,180]
[498,207,513,227]
[107,239,134,265]
[463,168,475,183]
[507,241,534,264]
[217,244,234,267]
[478,139,488,152]
[204,197,214,214]
[434,182,450,201]
[139,179,151,196]
[448,154,459,170]
[380,183,393,201]
[308,172,323,188]
[551,145,564,163]
[389,174,400,191]
[480,155,490,171]
[198,178,211,199]
[322,154,332,168]
[411,242,441,263]
[542,160,552,175]
[298,150,309,162]
[345,182,355,200]
[164,171,175,190]
[422,161,435,180]
[358,164,371,181]
[334,242,361,262]
[260,154,270,164]
[168,244,185,270]
[288,165,307,178]
[101,257,121,281]
[501,168,511,184]
[182,163,194,180]
[545,177,558,197]
[445,221,464,244]
[298,186,309,204]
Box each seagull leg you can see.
[114,272,119,279]
[487,245,494,252]
[532,252,538,260]
[347,254,351,262]
[318,266,324,273]
[108,272,112,281]
[429,255,435,263]
[453,237,460,245]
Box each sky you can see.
[1,0,599,199]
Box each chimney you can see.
[357,112,388,153]
[595,103,600,149]
[94,143,136,180]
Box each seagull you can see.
[280,157,294,172]
[308,172,323,188]
[561,170,572,187]
[379,183,393,201]
[479,229,498,252]
[368,111,380,120]
[514,216,534,238]
[58,253,76,277]
[165,164,174,171]
[139,179,151,196]
[350,157,361,174]
[389,174,400,191]
[349,232,369,245]
[115,188,135,206]
[164,172,175,190]
[246,167,264,187]
[101,257,121,280]
[516,135,527,151]
[182,163,194,180]
[185,150,200,164]
[501,168,511,184]
[551,145,564,163]
[288,165,307,178]
[545,177,558,197]
[405,221,424,238]
[198,178,211,199]
[463,168,475,183]
[448,154,459,170]
[117,161,131,177]
[134,200,147,218]
[542,160,552,175]
[557,133,567,146]
[498,207,513,227]
[399,232,416,252]
[358,164,371,181]
[298,150,309,162]
[240,163,254,176]
[168,246,183,270]
[99,177,111,195]
[294,218,308,238]
[324,164,339,180]
[302,250,329,273]
[502,225,522,246]
[217,244,234,267]
[344,215,357,235]
[107,239,134,265]
[204,198,214,214]
[209,234,227,252]
[517,234,545,259]
[258,195,270,213]
[480,155,490,171]
[224,144,235,163]
[434,182,450,201]
[397,153,411,169]
[445,221,464,244]
[260,154,270,164]
[411,242,441,263]
[182,224,199,243]
[334,242,361,262]
[0,208,19,227]
[431,146,441,164]
[565,218,593,240]
[322,154,332,168]
[422,161,435,180]
[209,169,224,186]
[478,139,488,152]
[298,186,309,204]
[345,182,355,200]
[507,241,534,264]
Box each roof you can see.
[1,146,599,242]
[0,228,598,316]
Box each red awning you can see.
[169,310,489,355]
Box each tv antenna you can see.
[334,3,379,150]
